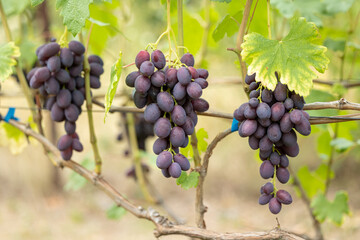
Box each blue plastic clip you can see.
[4,107,19,123]
[231,118,239,132]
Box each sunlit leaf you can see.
[0,42,20,82]
[104,52,122,122]
[86,2,121,54]
[242,17,329,96]
[196,128,208,155]
[0,116,37,154]
[180,140,193,159]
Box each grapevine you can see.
[0,0,357,239]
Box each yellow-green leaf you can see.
[104,52,122,122]
[31,0,44,7]
[180,128,208,158]
[0,42,20,82]
[241,17,329,96]
[0,116,37,154]
[296,164,333,199]
[196,128,208,155]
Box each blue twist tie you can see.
[4,107,19,123]
[231,118,239,132]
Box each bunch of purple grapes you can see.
[234,73,311,214]
[26,40,104,160]
[125,50,209,178]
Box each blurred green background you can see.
[0,0,360,239]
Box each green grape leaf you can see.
[104,52,122,122]
[317,130,332,160]
[272,0,354,27]
[180,128,208,158]
[31,0,44,7]
[334,120,357,141]
[19,40,37,69]
[271,0,324,26]
[176,171,200,190]
[180,140,193,159]
[64,158,93,191]
[0,42,20,82]
[311,191,350,225]
[3,0,30,15]
[241,17,329,96]
[324,0,355,15]
[88,17,110,26]
[182,11,203,54]
[323,38,346,52]
[305,89,337,117]
[196,128,209,155]
[296,164,333,199]
[91,0,112,3]
[212,11,242,42]
[86,2,121,54]
[56,0,91,36]
[211,0,232,2]
[106,204,127,220]
[330,138,355,152]
[0,117,36,154]
[2,122,24,142]
[331,83,347,97]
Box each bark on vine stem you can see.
[7,118,312,240]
